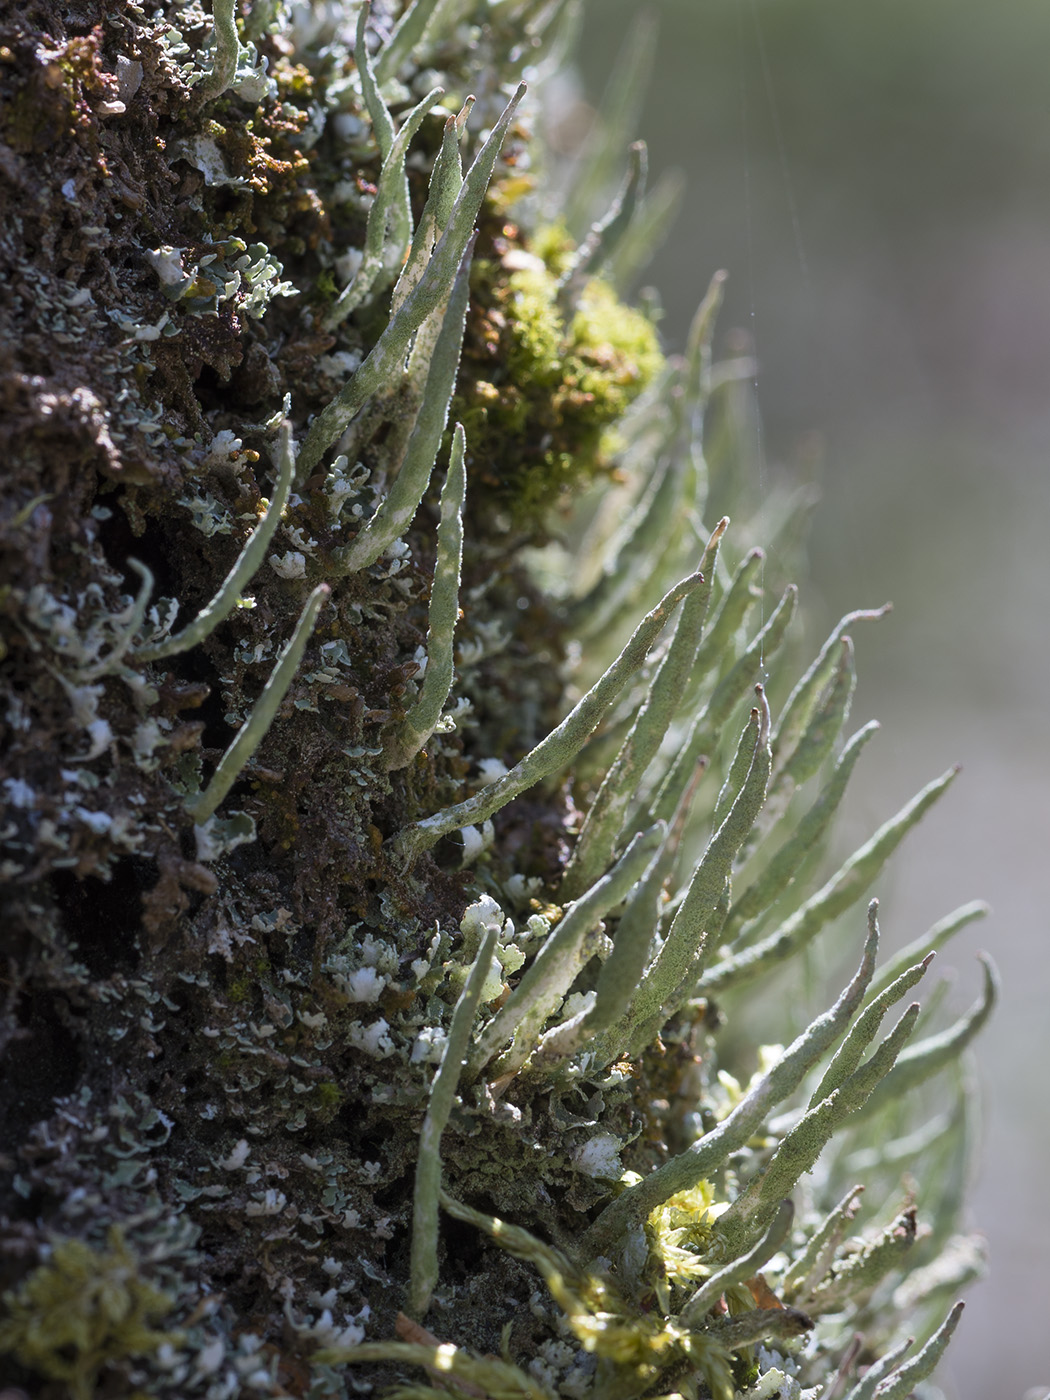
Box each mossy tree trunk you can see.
[0,4,990,1399]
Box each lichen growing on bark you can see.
[0,3,992,1398]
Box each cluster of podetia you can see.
[0,2,992,1399]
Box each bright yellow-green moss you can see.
[570,277,664,420]
[0,1228,178,1400]
[312,1080,346,1121]
[643,1176,727,1308]
[530,219,576,278]
[504,267,563,385]
[455,229,664,525]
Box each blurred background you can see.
[571,1,1049,1396]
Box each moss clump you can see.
[0,1228,177,1400]
[312,1079,347,1121]
[455,221,664,526]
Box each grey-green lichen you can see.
[0,2,991,1399]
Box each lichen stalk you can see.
[651,582,797,827]
[323,85,445,330]
[619,689,774,1059]
[854,952,999,1118]
[394,568,706,863]
[559,515,728,901]
[806,902,934,1108]
[409,914,500,1321]
[714,1000,921,1259]
[333,242,474,575]
[187,582,329,823]
[193,0,240,105]
[391,96,471,314]
[384,424,467,772]
[374,0,445,84]
[295,81,527,484]
[472,823,664,1082]
[725,718,880,940]
[134,421,298,663]
[579,914,881,1262]
[842,1302,965,1400]
[354,0,397,160]
[680,1200,794,1328]
[701,764,961,994]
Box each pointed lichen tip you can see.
[861,909,880,967]
[698,265,727,307]
[976,951,999,990]
[755,685,771,743]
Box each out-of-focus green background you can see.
[573,3,1049,1396]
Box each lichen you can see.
[0,3,991,1399]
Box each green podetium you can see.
[133,421,298,664]
[409,906,500,1321]
[331,242,473,576]
[383,424,468,772]
[393,567,707,864]
[559,516,728,902]
[324,4,444,329]
[577,914,882,1262]
[701,763,960,995]
[468,822,665,1084]
[186,581,330,825]
[294,80,527,486]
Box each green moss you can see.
[455,225,664,526]
[504,267,564,383]
[312,1080,347,1121]
[0,1229,178,1400]
[572,279,664,401]
[531,219,577,278]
